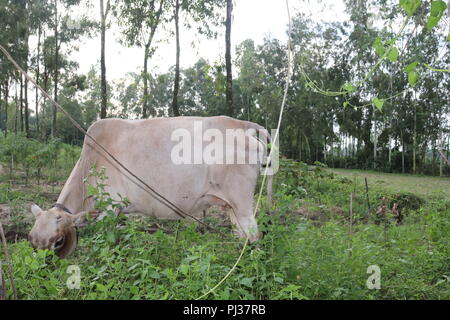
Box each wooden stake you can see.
[0,221,17,299]
[0,262,6,300]
[365,177,371,219]
[348,193,353,257]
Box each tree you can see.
[99,0,111,119]
[113,0,167,118]
[225,0,233,117]
[28,0,53,136]
[48,0,93,137]
[169,0,225,117]
[52,0,58,137]
[171,0,180,116]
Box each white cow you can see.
[28,116,272,258]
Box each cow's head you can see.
[28,204,88,258]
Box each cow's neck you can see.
[56,158,91,214]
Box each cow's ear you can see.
[31,204,42,218]
[71,211,89,227]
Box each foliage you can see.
[1,157,449,299]
[1,0,448,176]
[0,133,81,183]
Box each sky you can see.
[71,0,350,81]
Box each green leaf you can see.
[96,283,107,292]
[87,184,97,196]
[404,61,418,72]
[274,276,284,284]
[426,1,447,30]
[373,97,385,111]
[408,71,418,87]
[179,264,189,276]
[343,101,349,108]
[387,47,399,62]
[106,231,116,244]
[239,277,254,288]
[426,16,441,30]
[399,0,422,16]
[343,83,354,92]
[430,0,447,16]
[372,37,384,57]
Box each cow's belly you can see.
[102,161,210,220]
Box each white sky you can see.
[71,0,349,81]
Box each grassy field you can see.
[329,168,450,199]
[0,157,449,300]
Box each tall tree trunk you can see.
[431,140,436,175]
[24,75,29,137]
[14,82,18,134]
[100,0,109,119]
[401,132,405,174]
[52,0,58,137]
[24,4,30,137]
[3,81,8,137]
[19,75,23,132]
[225,0,233,117]
[171,0,181,117]
[141,0,164,119]
[388,73,393,168]
[373,106,377,169]
[35,24,41,135]
[142,44,150,118]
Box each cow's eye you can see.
[56,215,62,221]
[55,237,65,249]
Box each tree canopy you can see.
[0,0,448,176]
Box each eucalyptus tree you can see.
[112,0,168,118]
[235,39,265,122]
[0,0,17,136]
[169,0,225,117]
[185,59,228,116]
[28,0,53,136]
[80,67,113,126]
[48,0,94,137]
[225,0,233,117]
[115,72,144,119]
[0,0,28,136]
[99,0,111,119]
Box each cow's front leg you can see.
[230,207,262,242]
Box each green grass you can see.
[1,159,449,300]
[329,168,450,198]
